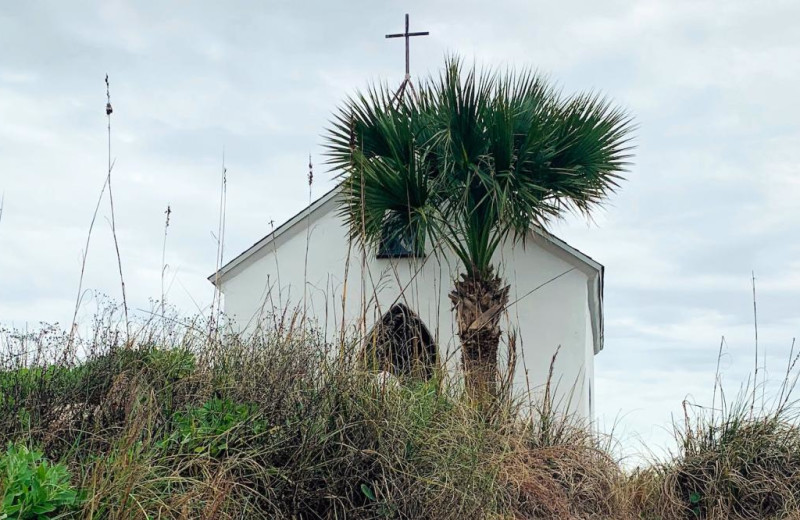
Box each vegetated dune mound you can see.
[2,315,799,519]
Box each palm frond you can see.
[323,56,635,276]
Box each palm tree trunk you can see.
[449,267,510,401]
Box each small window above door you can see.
[376,217,423,259]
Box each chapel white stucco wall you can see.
[217,193,598,419]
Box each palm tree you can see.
[325,58,634,400]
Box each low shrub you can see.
[160,397,266,458]
[0,443,81,519]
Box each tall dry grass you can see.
[0,309,630,519]
[2,306,800,519]
[629,343,800,520]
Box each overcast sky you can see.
[1,0,799,459]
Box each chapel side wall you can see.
[219,200,594,418]
[493,242,591,418]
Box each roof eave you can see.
[207,185,341,284]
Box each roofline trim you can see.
[208,186,339,284]
[210,185,603,282]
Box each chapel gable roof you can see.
[208,185,605,353]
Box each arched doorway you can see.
[364,303,437,380]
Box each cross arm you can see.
[385,31,429,38]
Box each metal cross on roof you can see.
[385,14,429,101]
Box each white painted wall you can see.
[218,193,598,419]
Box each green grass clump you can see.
[159,397,266,458]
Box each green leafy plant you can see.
[360,483,376,501]
[0,444,81,519]
[161,397,265,458]
[689,491,702,516]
